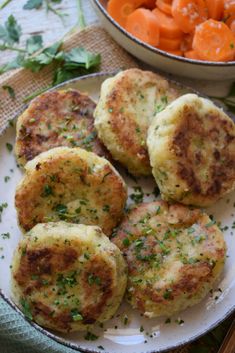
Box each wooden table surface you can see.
[0,0,98,66]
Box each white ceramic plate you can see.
[0,72,235,353]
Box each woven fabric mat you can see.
[0,25,138,134]
[0,24,195,353]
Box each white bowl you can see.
[92,0,235,81]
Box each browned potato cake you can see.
[94,69,180,176]
[112,201,226,318]
[15,89,110,167]
[15,147,127,235]
[147,94,235,207]
[11,222,127,332]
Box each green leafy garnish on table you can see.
[23,0,67,23]
[2,85,15,99]
[26,35,43,54]
[23,43,101,102]
[20,298,33,320]
[0,14,22,48]
[0,0,13,10]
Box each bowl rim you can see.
[1,71,235,353]
[93,0,235,67]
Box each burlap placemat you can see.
[0,24,196,353]
[0,25,139,134]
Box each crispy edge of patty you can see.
[15,89,110,167]
[147,94,235,207]
[112,200,226,317]
[94,68,180,176]
[15,147,127,235]
[11,222,127,332]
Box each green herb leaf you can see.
[23,0,43,9]
[0,15,22,45]
[23,41,62,72]
[6,142,13,152]
[2,85,15,99]
[41,184,53,197]
[20,298,33,320]
[26,35,43,54]
[71,308,83,322]
[84,331,98,341]
[64,48,101,70]
[88,274,101,286]
[0,54,24,74]
[0,0,13,10]
[0,202,8,222]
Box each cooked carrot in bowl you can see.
[107,0,235,62]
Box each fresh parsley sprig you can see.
[22,43,101,102]
[23,0,67,23]
[0,0,13,10]
[0,15,22,45]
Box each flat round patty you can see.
[11,222,127,332]
[147,93,235,207]
[15,89,110,167]
[94,69,180,176]
[112,201,226,318]
[15,147,127,235]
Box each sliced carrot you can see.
[224,0,235,17]
[158,36,182,49]
[107,0,141,27]
[226,14,235,26]
[192,19,235,61]
[158,47,183,55]
[205,0,224,20]
[172,0,208,33]
[230,19,235,34]
[125,8,160,46]
[167,49,183,55]
[184,50,201,59]
[140,0,157,8]
[152,8,183,38]
[156,0,173,15]
[180,33,194,51]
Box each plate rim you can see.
[1,71,235,353]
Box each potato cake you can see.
[94,69,180,176]
[112,201,226,318]
[11,222,127,332]
[147,94,235,207]
[15,89,110,167]
[15,147,127,236]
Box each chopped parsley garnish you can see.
[4,176,10,183]
[88,274,101,286]
[0,203,8,222]
[130,186,144,204]
[54,204,68,219]
[102,204,110,212]
[20,298,32,320]
[1,232,10,239]
[163,288,172,300]
[41,184,53,197]
[6,142,13,152]
[205,220,216,228]
[2,85,15,99]
[84,331,98,341]
[56,271,77,294]
[71,309,83,322]
[123,238,130,246]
